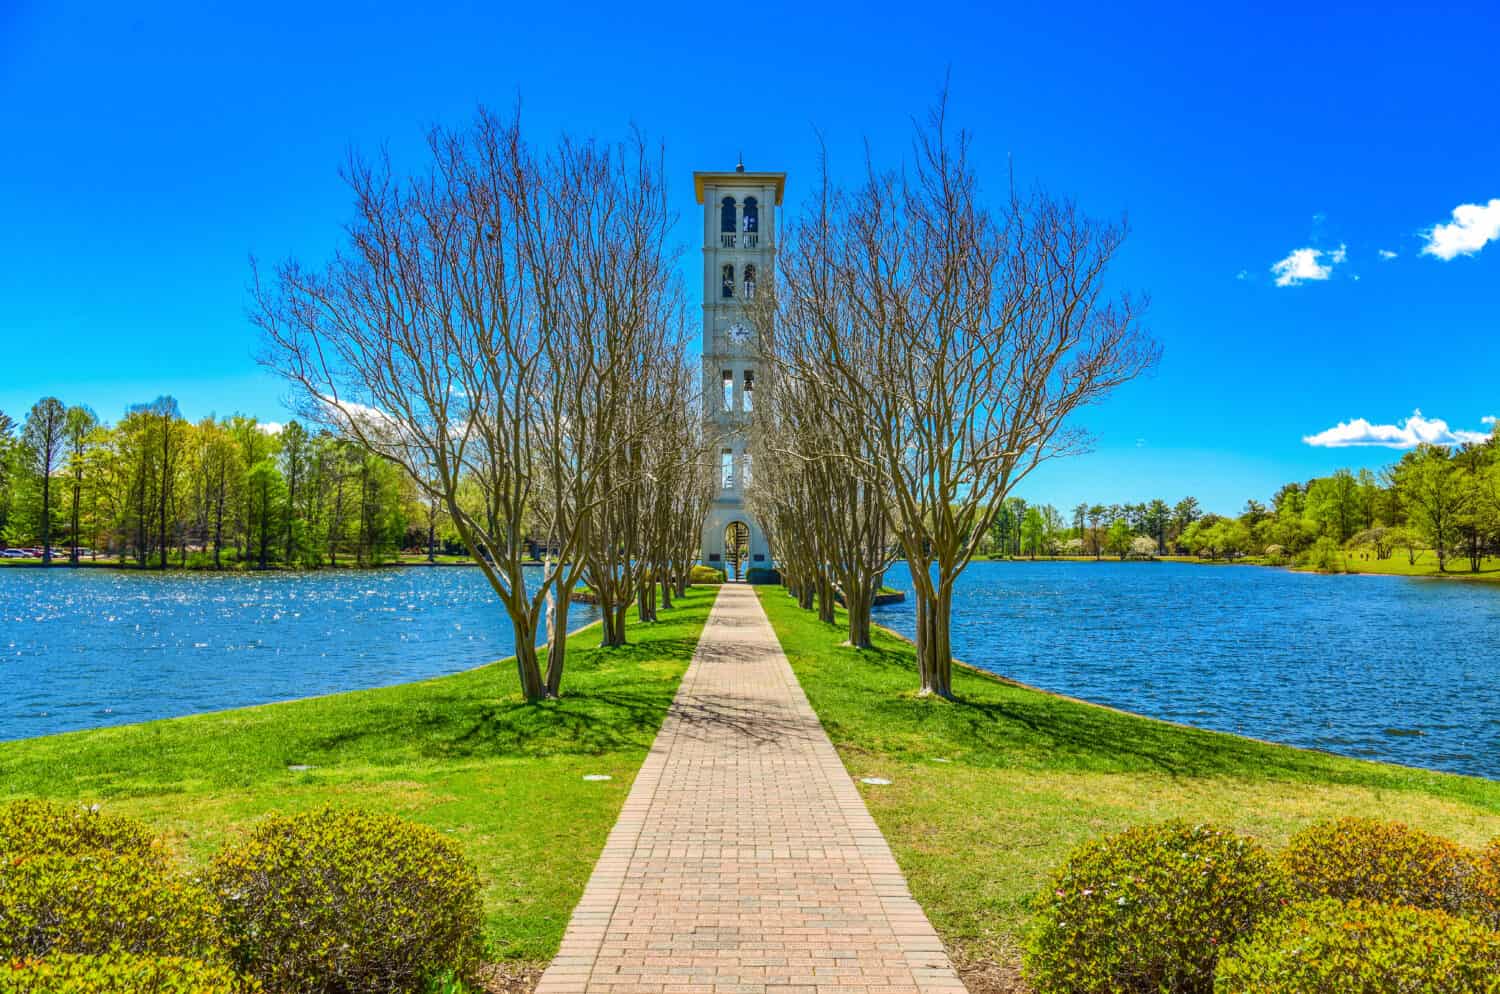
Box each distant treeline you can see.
[0,396,456,568]
[993,430,1500,571]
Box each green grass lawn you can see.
[0,584,716,963]
[1293,548,1500,580]
[756,586,1500,974]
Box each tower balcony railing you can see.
[719,231,762,249]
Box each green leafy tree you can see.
[0,410,17,538]
[1304,468,1364,543]
[1021,506,1045,559]
[1143,499,1171,550]
[279,421,310,566]
[1105,518,1133,559]
[1170,496,1201,551]
[244,458,286,569]
[1086,504,1107,559]
[1394,446,1468,572]
[18,397,68,561]
[62,406,97,564]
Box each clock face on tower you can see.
[726,323,752,346]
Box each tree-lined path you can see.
[536,585,965,994]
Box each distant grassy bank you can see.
[756,586,1500,977]
[0,551,500,569]
[0,585,715,963]
[978,551,1500,582]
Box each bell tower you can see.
[694,160,785,580]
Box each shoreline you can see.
[969,553,1500,583]
[0,557,536,573]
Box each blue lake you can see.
[5,562,1500,778]
[877,561,1500,779]
[0,567,598,741]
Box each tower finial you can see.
[735,151,745,173]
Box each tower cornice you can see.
[694,171,786,205]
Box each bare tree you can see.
[748,186,897,647]
[255,107,680,701]
[758,100,1156,696]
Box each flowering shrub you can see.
[0,954,253,994]
[0,799,162,864]
[210,808,483,994]
[1280,817,1477,914]
[0,852,223,960]
[1214,898,1500,993]
[1024,821,1287,994]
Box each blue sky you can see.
[2,1,1496,514]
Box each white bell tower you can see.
[694,160,785,580]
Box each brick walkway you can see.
[535,584,965,994]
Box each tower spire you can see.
[735,151,745,173]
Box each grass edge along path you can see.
[754,585,1500,980]
[0,583,719,963]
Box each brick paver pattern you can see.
[536,584,966,994]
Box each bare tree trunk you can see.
[514,634,546,703]
[914,583,955,698]
[844,582,874,648]
[817,573,836,624]
[544,595,571,697]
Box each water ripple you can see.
[876,561,1500,779]
[0,567,598,740]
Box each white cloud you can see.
[255,421,284,435]
[1378,249,1397,260]
[1235,269,1249,281]
[1484,415,1497,425]
[1421,199,1500,260]
[1271,243,1347,286]
[1303,409,1492,449]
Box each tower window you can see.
[742,197,758,232]
[742,370,754,412]
[743,263,757,299]
[722,369,733,411]
[721,448,734,490]
[721,263,734,299]
[720,196,736,234]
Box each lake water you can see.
[0,567,599,741]
[6,563,1499,778]
[878,561,1500,779]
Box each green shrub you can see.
[745,567,781,585]
[1215,898,1500,993]
[689,564,725,584]
[0,799,162,864]
[1471,838,1500,929]
[1281,817,1477,914]
[1025,820,1287,994]
[0,852,223,960]
[210,808,483,994]
[1301,536,1346,572]
[0,954,252,994]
